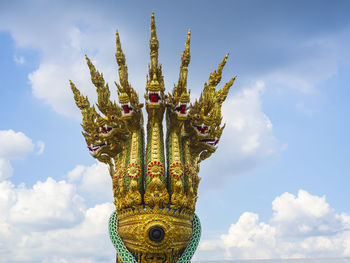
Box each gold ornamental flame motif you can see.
[70,13,236,263]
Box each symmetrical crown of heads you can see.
[70,13,236,261]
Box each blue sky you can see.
[1,0,350,262]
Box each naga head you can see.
[115,30,143,125]
[84,56,131,151]
[70,81,124,167]
[166,30,191,124]
[70,81,110,160]
[145,13,165,116]
[186,54,236,163]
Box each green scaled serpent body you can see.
[108,211,201,263]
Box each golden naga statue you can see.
[70,13,236,263]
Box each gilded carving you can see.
[70,13,235,262]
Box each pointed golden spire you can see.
[70,80,100,130]
[146,13,164,96]
[70,80,90,110]
[149,12,159,77]
[85,55,112,114]
[115,29,129,91]
[208,53,229,87]
[217,75,236,104]
[176,29,191,97]
[182,29,191,67]
[114,30,141,109]
[85,55,106,89]
[115,30,125,63]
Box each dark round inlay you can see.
[148,226,165,242]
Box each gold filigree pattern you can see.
[169,162,183,178]
[147,161,164,178]
[144,177,169,208]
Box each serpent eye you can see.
[111,115,115,120]
[94,134,98,138]
[148,226,165,242]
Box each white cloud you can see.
[67,162,113,203]
[222,81,277,159]
[0,130,35,160]
[198,190,350,260]
[273,190,330,221]
[0,130,44,180]
[221,212,276,259]
[8,178,85,230]
[29,59,95,119]
[271,190,342,238]
[0,180,17,219]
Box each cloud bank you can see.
[199,190,350,260]
[0,176,115,263]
